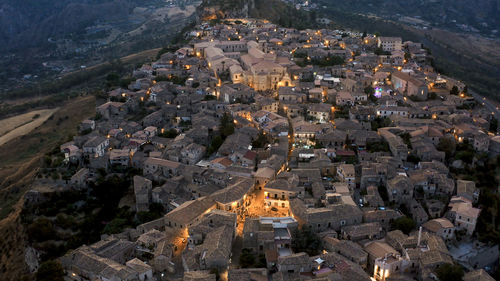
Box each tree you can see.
[27,218,57,242]
[391,216,416,234]
[364,86,375,96]
[437,137,456,160]
[407,153,421,164]
[203,95,217,101]
[256,254,267,268]
[450,86,459,96]
[252,131,269,148]
[371,117,392,131]
[399,132,412,148]
[158,128,178,138]
[366,140,389,153]
[207,135,223,155]
[490,117,498,133]
[455,150,474,164]
[137,203,165,224]
[435,263,464,281]
[404,52,411,62]
[103,218,129,234]
[220,112,235,139]
[240,248,256,268]
[291,227,322,256]
[36,260,65,281]
[378,184,389,202]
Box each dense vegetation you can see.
[207,112,235,155]
[291,227,323,256]
[435,263,464,281]
[391,216,416,235]
[21,169,164,264]
[239,248,266,268]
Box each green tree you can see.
[391,216,416,234]
[203,95,217,101]
[256,253,267,268]
[240,248,256,268]
[103,218,129,234]
[364,86,375,95]
[371,117,392,131]
[404,52,411,62]
[207,135,224,155]
[27,218,57,242]
[378,184,389,202]
[137,203,165,224]
[366,141,389,153]
[437,137,456,160]
[490,117,498,133]
[291,227,323,256]
[252,131,269,149]
[450,86,459,95]
[407,153,421,164]
[220,112,235,139]
[36,260,65,281]
[435,263,464,281]
[158,128,178,138]
[455,150,474,164]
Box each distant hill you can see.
[0,0,134,52]
[0,0,199,92]
[317,0,500,36]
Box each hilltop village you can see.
[25,19,500,281]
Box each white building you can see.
[377,37,402,52]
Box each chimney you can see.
[417,226,422,247]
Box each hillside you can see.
[0,0,133,52]
[0,0,199,93]
[197,0,317,29]
[0,95,95,280]
[318,0,500,36]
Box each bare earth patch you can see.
[0,109,56,136]
[0,108,59,146]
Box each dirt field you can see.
[0,109,55,136]
[0,108,59,146]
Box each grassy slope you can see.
[0,95,96,217]
[0,200,27,281]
